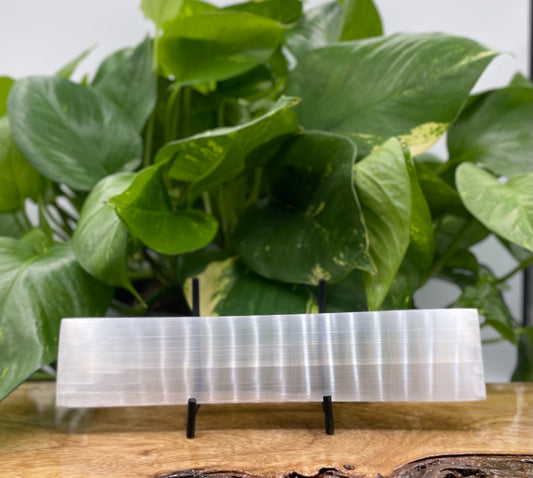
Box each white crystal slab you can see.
[56,309,485,407]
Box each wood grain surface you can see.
[0,383,531,478]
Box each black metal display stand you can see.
[185,277,335,438]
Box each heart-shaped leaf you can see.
[184,256,369,316]
[235,131,373,285]
[416,159,464,217]
[110,162,218,255]
[183,256,316,316]
[456,163,533,251]
[217,48,288,103]
[73,172,137,295]
[92,38,157,131]
[0,238,112,401]
[434,214,489,256]
[55,46,94,79]
[155,96,300,199]
[286,1,343,59]
[0,77,14,116]
[498,238,533,264]
[158,11,286,84]
[438,249,480,290]
[454,267,516,343]
[353,138,412,310]
[512,327,533,381]
[339,0,383,41]
[7,76,142,191]
[286,0,382,59]
[0,211,25,238]
[224,0,302,24]
[382,150,434,309]
[448,85,533,177]
[509,72,532,88]
[0,117,42,212]
[286,33,497,157]
[179,0,218,17]
[141,0,184,27]
[326,269,368,312]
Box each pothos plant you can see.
[0,0,532,401]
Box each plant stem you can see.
[246,167,263,207]
[216,186,231,249]
[142,33,160,168]
[421,218,476,285]
[143,112,156,168]
[110,299,148,317]
[497,256,533,284]
[143,248,172,286]
[182,86,191,137]
[202,191,213,215]
[145,284,174,307]
[165,84,181,141]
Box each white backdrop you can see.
[1,0,529,381]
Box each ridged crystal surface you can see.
[56,309,485,407]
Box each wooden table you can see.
[1,382,531,478]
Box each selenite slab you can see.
[56,309,486,407]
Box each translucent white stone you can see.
[56,309,485,407]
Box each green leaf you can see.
[140,0,184,26]
[73,172,138,295]
[339,0,383,41]
[285,0,382,59]
[110,162,218,255]
[55,45,94,78]
[175,248,229,285]
[0,211,25,238]
[456,164,533,251]
[453,267,516,343]
[438,249,479,289]
[0,77,14,116]
[7,76,142,191]
[224,0,302,24]
[0,117,42,212]
[326,269,367,312]
[448,86,533,177]
[353,138,412,310]
[158,11,286,84]
[382,149,434,309]
[509,72,532,89]
[92,38,157,131]
[179,0,218,17]
[183,257,316,316]
[156,96,300,198]
[217,47,288,102]
[433,214,488,256]
[416,159,463,217]
[0,238,113,401]
[234,131,373,285]
[499,238,533,264]
[286,33,497,157]
[21,227,54,254]
[285,1,343,59]
[512,327,533,381]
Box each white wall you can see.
[1,0,529,381]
